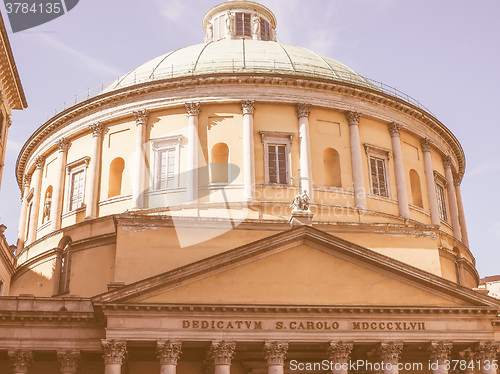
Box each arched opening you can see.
[409,169,423,208]
[211,143,229,184]
[56,236,72,295]
[323,148,341,187]
[108,157,125,198]
[42,185,53,223]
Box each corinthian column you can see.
[186,102,201,202]
[157,340,182,374]
[454,178,469,247]
[28,156,45,244]
[102,339,127,374]
[297,104,313,198]
[207,341,236,374]
[421,139,440,225]
[264,341,288,374]
[443,156,462,240]
[327,341,353,374]
[57,350,81,374]
[345,111,366,209]
[388,123,409,218]
[242,100,256,200]
[85,123,103,219]
[50,138,70,230]
[17,174,31,252]
[428,341,452,374]
[8,349,33,374]
[377,342,403,374]
[474,342,499,374]
[132,110,149,209]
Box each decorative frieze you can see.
[57,350,80,374]
[327,341,353,364]
[296,103,311,118]
[102,339,127,365]
[207,340,236,365]
[376,342,403,364]
[185,102,201,117]
[8,349,33,374]
[241,100,255,115]
[427,341,452,364]
[345,111,362,125]
[264,341,289,365]
[388,122,402,137]
[420,138,432,152]
[133,109,150,125]
[157,340,182,365]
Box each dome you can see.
[104,40,373,93]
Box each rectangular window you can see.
[268,144,287,184]
[69,170,85,211]
[369,156,388,197]
[158,148,176,190]
[235,12,251,36]
[214,15,226,40]
[436,183,448,222]
[261,20,270,40]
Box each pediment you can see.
[93,227,500,308]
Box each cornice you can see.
[15,73,466,190]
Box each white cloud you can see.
[37,34,122,76]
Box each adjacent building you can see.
[1,1,499,373]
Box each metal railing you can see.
[49,59,434,119]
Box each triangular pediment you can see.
[93,227,500,308]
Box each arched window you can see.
[409,169,423,208]
[42,185,53,223]
[57,237,72,295]
[323,148,342,187]
[211,143,229,184]
[108,157,125,198]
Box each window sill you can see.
[61,206,85,220]
[367,194,398,205]
[98,195,132,206]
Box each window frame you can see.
[434,171,449,223]
[364,143,391,198]
[65,156,90,213]
[260,131,294,185]
[151,135,184,191]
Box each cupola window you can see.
[261,19,270,40]
[213,14,226,41]
[235,12,251,37]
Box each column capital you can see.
[57,350,81,373]
[453,172,462,186]
[89,122,104,137]
[207,340,236,365]
[388,122,402,137]
[345,111,362,125]
[185,102,201,117]
[264,341,288,366]
[8,349,33,374]
[157,340,182,365]
[327,341,353,364]
[443,155,453,170]
[23,174,32,187]
[296,103,311,118]
[474,341,499,362]
[56,137,70,152]
[427,341,452,364]
[102,339,127,365]
[376,342,403,365]
[34,156,45,169]
[241,100,255,115]
[134,109,150,125]
[421,138,432,152]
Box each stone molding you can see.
[296,103,311,118]
[8,349,33,373]
[264,341,288,365]
[56,137,70,152]
[185,102,201,117]
[421,138,432,152]
[241,100,255,115]
[388,122,402,137]
[207,340,236,365]
[157,340,182,365]
[345,111,362,125]
[89,122,104,137]
[327,341,353,364]
[474,341,499,362]
[57,350,80,373]
[376,342,403,364]
[133,109,150,125]
[427,341,452,364]
[102,339,127,365]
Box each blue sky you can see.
[0,0,499,277]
